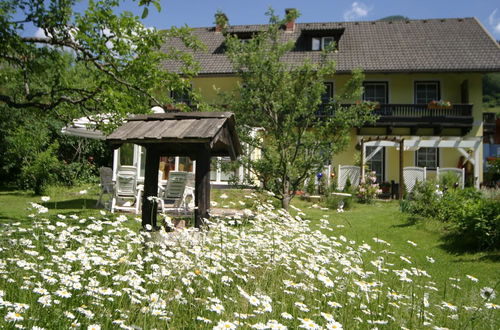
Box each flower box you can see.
[427,100,452,110]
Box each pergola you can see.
[360,136,482,194]
[107,112,242,230]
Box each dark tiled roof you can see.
[161,18,500,75]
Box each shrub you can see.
[356,171,381,203]
[401,180,441,219]
[324,193,353,211]
[402,183,500,250]
[19,142,62,195]
[450,198,500,249]
[439,171,461,190]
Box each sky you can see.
[25,0,500,39]
[126,0,500,37]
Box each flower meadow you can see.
[0,197,498,329]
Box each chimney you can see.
[215,12,228,33]
[285,8,297,32]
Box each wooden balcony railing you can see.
[483,112,497,136]
[317,103,473,126]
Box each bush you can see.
[59,161,99,186]
[401,180,441,219]
[19,142,62,195]
[324,193,353,211]
[402,183,500,250]
[439,171,461,190]
[449,198,500,249]
[356,171,381,203]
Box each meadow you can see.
[0,186,498,329]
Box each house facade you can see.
[158,11,500,189]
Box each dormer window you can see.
[298,28,344,52]
[312,36,335,50]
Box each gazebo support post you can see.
[142,147,160,230]
[195,148,211,228]
[399,139,404,200]
[360,139,365,184]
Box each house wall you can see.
[191,72,485,184]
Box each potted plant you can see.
[427,100,452,109]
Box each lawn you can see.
[0,185,498,329]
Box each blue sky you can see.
[132,0,500,37]
[26,0,500,39]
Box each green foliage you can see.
[484,158,500,186]
[379,15,409,21]
[402,182,500,250]
[214,10,229,30]
[483,73,500,109]
[221,9,376,209]
[324,193,353,211]
[0,0,205,190]
[439,171,461,190]
[0,0,202,128]
[305,176,316,195]
[19,142,62,195]
[401,180,441,220]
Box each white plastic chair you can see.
[96,167,114,207]
[111,166,141,214]
[159,171,194,214]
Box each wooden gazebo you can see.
[107,112,242,229]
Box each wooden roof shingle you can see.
[106,112,241,160]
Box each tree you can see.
[0,0,203,127]
[0,0,203,189]
[379,15,409,21]
[222,10,377,209]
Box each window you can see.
[415,147,439,169]
[312,36,335,50]
[414,81,440,104]
[170,86,191,105]
[119,143,134,166]
[366,147,385,183]
[363,82,388,104]
[321,82,334,104]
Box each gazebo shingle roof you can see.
[107,112,241,160]
[161,17,500,75]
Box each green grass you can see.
[292,200,500,287]
[0,186,499,329]
[2,186,498,285]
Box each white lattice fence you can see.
[403,167,427,193]
[436,167,465,189]
[337,165,360,190]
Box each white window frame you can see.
[415,147,439,170]
[322,36,335,50]
[363,81,389,104]
[312,36,335,51]
[414,81,440,104]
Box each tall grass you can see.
[0,195,498,329]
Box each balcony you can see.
[317,103,474,134]
[483,112,497,137]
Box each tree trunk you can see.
[281,195,292,210]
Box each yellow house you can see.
[163,11,500,190]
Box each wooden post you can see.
[360,139,365,184]
[399,139,404,200]
[142,146,160,230]
[473,145,480,189]
[195,147,211,228]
